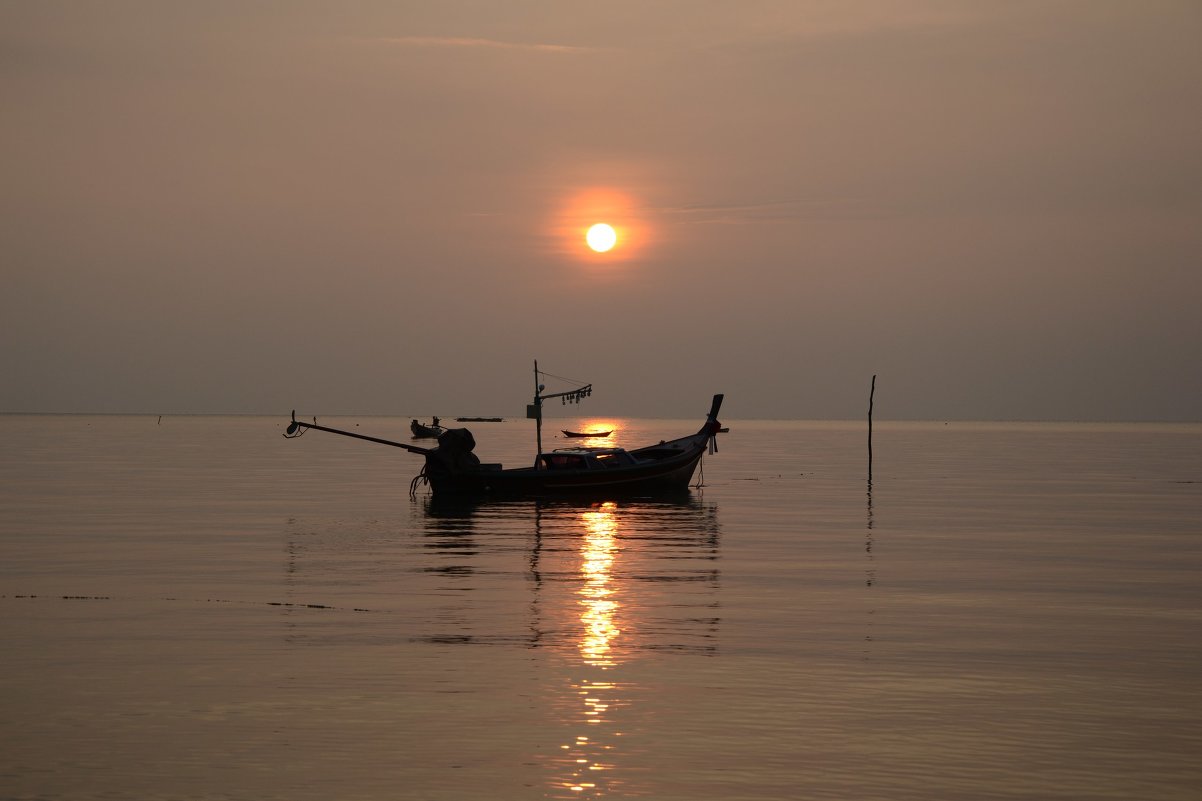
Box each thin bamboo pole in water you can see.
[868,374,876,480]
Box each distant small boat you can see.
[456,417,504,422]
[411,418,444,439]
[562,430,612,438]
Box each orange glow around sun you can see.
[554,187,649,264]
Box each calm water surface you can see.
[2,415,1200,800]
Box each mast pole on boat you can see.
[532,360,544,464]
[527,360,593,467]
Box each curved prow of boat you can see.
[699,394,724,452]
[701,394,724,432]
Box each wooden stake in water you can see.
[868,374,876,481]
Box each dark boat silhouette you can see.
[286,363,724,498]
[410,418,444,439]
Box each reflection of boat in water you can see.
[285,493,722,797]
[418,494,722,652]
[285,362,724,498]
[421,493,719,533]
[414,493,723,796]
[562,430,611,438]
[410,417,444,438]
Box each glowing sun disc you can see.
[586,223,617,253]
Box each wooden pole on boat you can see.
[284,413,432,454]
[868,374,876,480]
[533,360,544,463]
[527,361,591,466]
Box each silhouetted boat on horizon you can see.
[285,362,724,498]
[410,418,444,438]
[562,429,612,438]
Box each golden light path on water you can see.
[554,502,627,797]
[579,502,621,668]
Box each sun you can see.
[553,186,650,264]
[586,223,617,253]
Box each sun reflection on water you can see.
[551,502,631,797]
[578,502,621,667]
[544,498,721,798]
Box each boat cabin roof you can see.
[549,447,626,456]
[538,447,637,470]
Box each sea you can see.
[1,414,1199,801]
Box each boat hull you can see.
[424,438,709,497]
[411,422,443,438]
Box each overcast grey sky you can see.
[3,1,1200,420]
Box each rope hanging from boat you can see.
[408,466,430,499]
[694,425,720,487]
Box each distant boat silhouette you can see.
[562,430,612,438]
[411,418,444,438]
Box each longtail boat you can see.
[285,362,723,498]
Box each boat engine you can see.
[424,427,481,476]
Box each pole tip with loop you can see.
[284,409,302,438]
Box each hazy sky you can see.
[3,1,1200,420]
